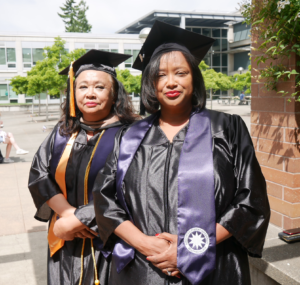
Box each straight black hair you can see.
[141,50,207,114]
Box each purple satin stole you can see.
[177,109,216,284]
[89,126,121,257]
[113,113,157,272]
[50,126,122,258]
[50,128,69,178]
[114,109,216,284]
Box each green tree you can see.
[10,76,28,95]
[117,69,142,94]
[58,0,78,32]
[202,69,233,93]
[58,0,92,33]
[75,1,92,33]
[232,66,251,94]
[10,37,86,120]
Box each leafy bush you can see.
[239,0,300,100]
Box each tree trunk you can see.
[38,94,41,116]
[46,92,49,122]
[210,89,213,110]
[31,98,34,122]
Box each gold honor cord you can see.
[79,129,105,285]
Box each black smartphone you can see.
[283,227,300,235]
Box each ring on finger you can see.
[166,269,172,276]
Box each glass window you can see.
[222,54,228,66]
[0,84,8,99]
[124,49,132,64]
[203,55,211,67]
[222,68,228,74]
[111,49,118,53]
[202,28,211,37]
[212,29,221,37]
[32,48,44,64]
[213,53,221,66]
[9,85,17,98]
[222,29,228,38]
[222,39,228,51]
[193,28,201,34]
[213,39,221,52]
[24,63,31,68]
[0,48,6,65]
[8,64,16,68]
[214,68,221,73]
[22,48,31,63]
[132,50,139,62]
[7,48,16,62]
[186,27,192,31]
[99,49,109,52]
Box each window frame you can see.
[0,47,17,69]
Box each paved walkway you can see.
[0,103,251,284]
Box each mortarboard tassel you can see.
[69,62,76,117]
[65,79,70,127]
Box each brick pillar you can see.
[251,31,300,229]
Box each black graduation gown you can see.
[28,122,122,285]
[93,110,270,285]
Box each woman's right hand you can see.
[138,235,170,257]
[53,214,97,240]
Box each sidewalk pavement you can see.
[0,103,251,285]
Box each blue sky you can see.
[0,0,242,34]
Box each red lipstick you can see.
[86,102,98,107]
[165,91,180,98]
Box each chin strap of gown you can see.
[79,129,106,285]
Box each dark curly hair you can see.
[141,50,207,114]
[59,74,140,135]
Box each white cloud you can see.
[0,0,241,34]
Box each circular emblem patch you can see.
[184,227,209,254]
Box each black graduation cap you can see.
[132,21,215,71]
[59,49,132,76]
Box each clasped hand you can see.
[146,233,181,278]
[53,208,97,241]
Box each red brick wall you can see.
[251,36,300,229]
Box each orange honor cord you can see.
[69,62,76,117]
[48,132,78,257]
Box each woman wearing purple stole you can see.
[28,50,139,285]
[93,21,270,285]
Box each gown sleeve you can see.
[28,124,62,222]
[93,126,130,246]
[217,115,270,258]
[74,201,98,232]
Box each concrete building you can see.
[0,33,143,104]
[0,9,251,104]
[117,10,251,97]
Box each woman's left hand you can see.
[146,233,181,278]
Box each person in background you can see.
[0,129,29,163]
[239,91,246,105]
